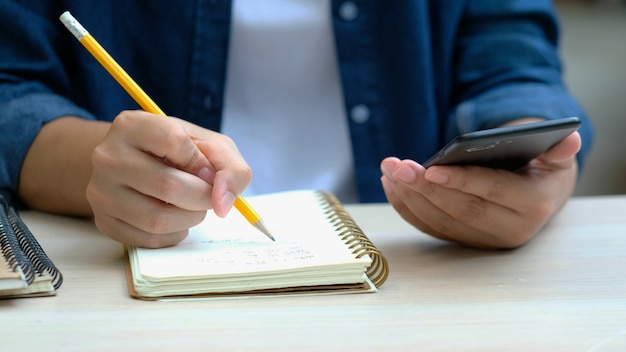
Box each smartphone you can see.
[423,117,581,171]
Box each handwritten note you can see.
[132,191,370,280]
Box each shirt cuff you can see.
[0,91,96,206]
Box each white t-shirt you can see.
[221,0,357,203]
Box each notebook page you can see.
[0,261,27,291]
[134,191,370,279]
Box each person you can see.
[0,0,593,249]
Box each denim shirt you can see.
[0,0,593,204]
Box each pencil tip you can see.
[254,221,275,241]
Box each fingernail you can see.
[394,165,417,183]
[381,176,395,195]
[380,161,392,175]
[380,157,399,178]
[426,169,449,184]
[220,191,236,212]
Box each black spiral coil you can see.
[0,195,63,290]
[7,206,63,290]
[0,196,36,284]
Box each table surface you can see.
[2,195,626,351]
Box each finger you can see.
[93,213,190,248]
[536,132,581,166]
[422,164,557,246]
[418,181,535,247]
[194,136,253,217]
[381,175,457,244]
[381,158,471,244]
[91,133,214,211]
[424,165,530,209]
[381,174,433,234]
[113,111,211,176]
[383,158,532,247]
[117,147,213,210]
[421,165,527,234]
[88,178,207,237]
[383,171,507,248]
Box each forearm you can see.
[18,116,110,216]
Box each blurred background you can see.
[554,0,626,195]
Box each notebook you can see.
[125,190,389,300]
[0,196,63,298]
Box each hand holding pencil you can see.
[59,11,273,247]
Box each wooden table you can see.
[2,195,626,351]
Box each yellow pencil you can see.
[59,11,274,241]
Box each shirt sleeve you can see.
[0,4,96,205]
[446,0,594,169]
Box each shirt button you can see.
[203,94,212,110]
[339,1,359,21]
[350,104,370,124]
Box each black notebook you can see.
[0,196,63,298]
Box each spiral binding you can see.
[7,206,63,290]
[315,191,389,287]
[0,196,36,284]
[0,195,63,290]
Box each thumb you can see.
[537,132,582,167]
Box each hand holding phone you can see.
[423,117,581,171]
